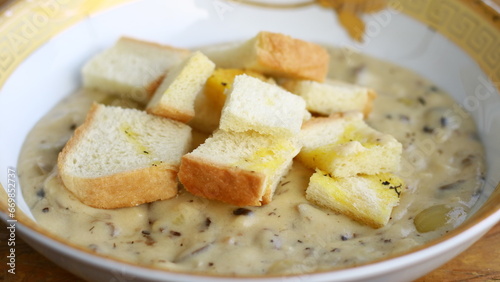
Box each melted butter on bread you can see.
[306,170,404,228]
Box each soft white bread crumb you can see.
[281,78,377,117]
[298,112,402,177]
[58,103,192,209]
[201,31,330,82]
[306,170,403,228]
[146,51,215,123]
[178,130,301,206]
[82,37,190,104]
[219,74,306,137]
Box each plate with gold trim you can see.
[0,0,499,281]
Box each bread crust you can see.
[57,103,181,209]
[58,103,100,163]
[146,104,194,123]
[59,164,179,209]
[178,155,267,206]
[119,36,190,54]
[363,89,377,117]
[145,74,166,98]
[254,32,329,82]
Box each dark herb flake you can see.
[422,126,434,134]
[417,97,426,105]
[170,231,182,237]
[389,184,402,197]
[36,188,46,198]
[233,208,253,216]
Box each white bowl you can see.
[1,0,499,281]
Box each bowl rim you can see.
[0,0,499,91]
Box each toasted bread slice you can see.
[178,130,301,206]
[146,51,215,123]
[298,112,402,177]
[82,37,190,104]
[189,69,275,134]
[306,170,404,228]
[281,78,377,117]
[219,74,306,137]
[58,103,192,209]
[202,31,329,82]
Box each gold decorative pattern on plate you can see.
[0,0,133,88]
[0,0,498,89]
[394,0,500,88]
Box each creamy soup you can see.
[18,46,485,275]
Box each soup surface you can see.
[18,46,485,275]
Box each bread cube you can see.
[146,51,215,123]
[58,103,192,209]
[298,112,402,177]
[281,78,377,117]
[82,37,190,103]
[179,130,301,206]
[201,31,330,82]
[306,169,403,228]
[219,74,306,137]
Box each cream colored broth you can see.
[18,47,485,275]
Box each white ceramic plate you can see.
[0,0,499,281]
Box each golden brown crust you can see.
[362,89,377,118]
[58,103,100,168]
[145,74,166,98]
[57,103,180,209]
[178,155,267,207]
[59,164,179,209]
[120,36,191,56]
[254,32,329,82]
[146,103,194,123]
[261,187,273,205]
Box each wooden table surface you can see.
[0,220,498,282]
